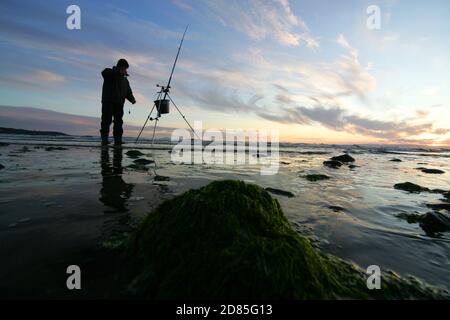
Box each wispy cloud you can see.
[176,0,319,48]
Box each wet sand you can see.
[0,136,449,297]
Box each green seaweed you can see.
[122,180,448,299]
[304,174,330,182]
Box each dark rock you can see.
[154,175,170,181]
[426,203,450,211]
[304,174,330,182]
[421,168,445,174]
[265,187,295,198]
[395,213,424,224]
[126,150,145,158]
[133,158,154,165]
[328,206,345,212]
[45,146,68,151]
[323,160,342,169]
[331,154,355,163]
[348,164,358,169]
[0,142,10,147]
[0,164,4,170]
[390,158,402,162]
[394,182,429,193]
[420,211,450,234]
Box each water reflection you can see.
[99,146,134,212]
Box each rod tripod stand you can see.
[135,85,200,146]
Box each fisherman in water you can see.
[100,58,136,146]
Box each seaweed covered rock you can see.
[331,154,355,163]
[123,180,448,299]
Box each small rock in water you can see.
[304,174,330,182]
[154,175,170,181]
[323,160,342,169]
[390,158,402,162]
[420,211,450,234]
[394,182,429,193]
[421,168,445,174]
[348,164,358,169]
[133,158,154,165]
[395,212,424,224]
[331,154,355,163]
[265,187,295,198]
[328,206,345,212]
[0,142,10,147]
[45,146,68,151]
[126,150,145,158]
[0,164,4,170]
[426,203,450,211]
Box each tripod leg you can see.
[135,104,155,143]
[167,93,202,141]
[150,118,159,148]
[135,89,163,143]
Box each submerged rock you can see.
[45,146,68,151]
[154,175,170,182]
[426,203,450,211]
[328,206,345,212]
[395,213,424,224]
[331,154,355,163]
[123,180,448,299]
[323,160,342,169]
[126,150,145,158]
[133,158,154,165]
[304,174,330,182]
[265,187,295,198]
[394,182,429,193]
[0,164,4,170]
[0,142,10,147]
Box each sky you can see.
[0,0,449,144]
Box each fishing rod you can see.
[135,24,198,143]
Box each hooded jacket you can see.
[101,66,135,106]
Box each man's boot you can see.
[114,135,122,146]
[100,129,109,146]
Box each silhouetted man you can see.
[100,58,136,146]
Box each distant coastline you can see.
[0,127,69,136]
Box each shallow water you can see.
[0,134,449,296]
